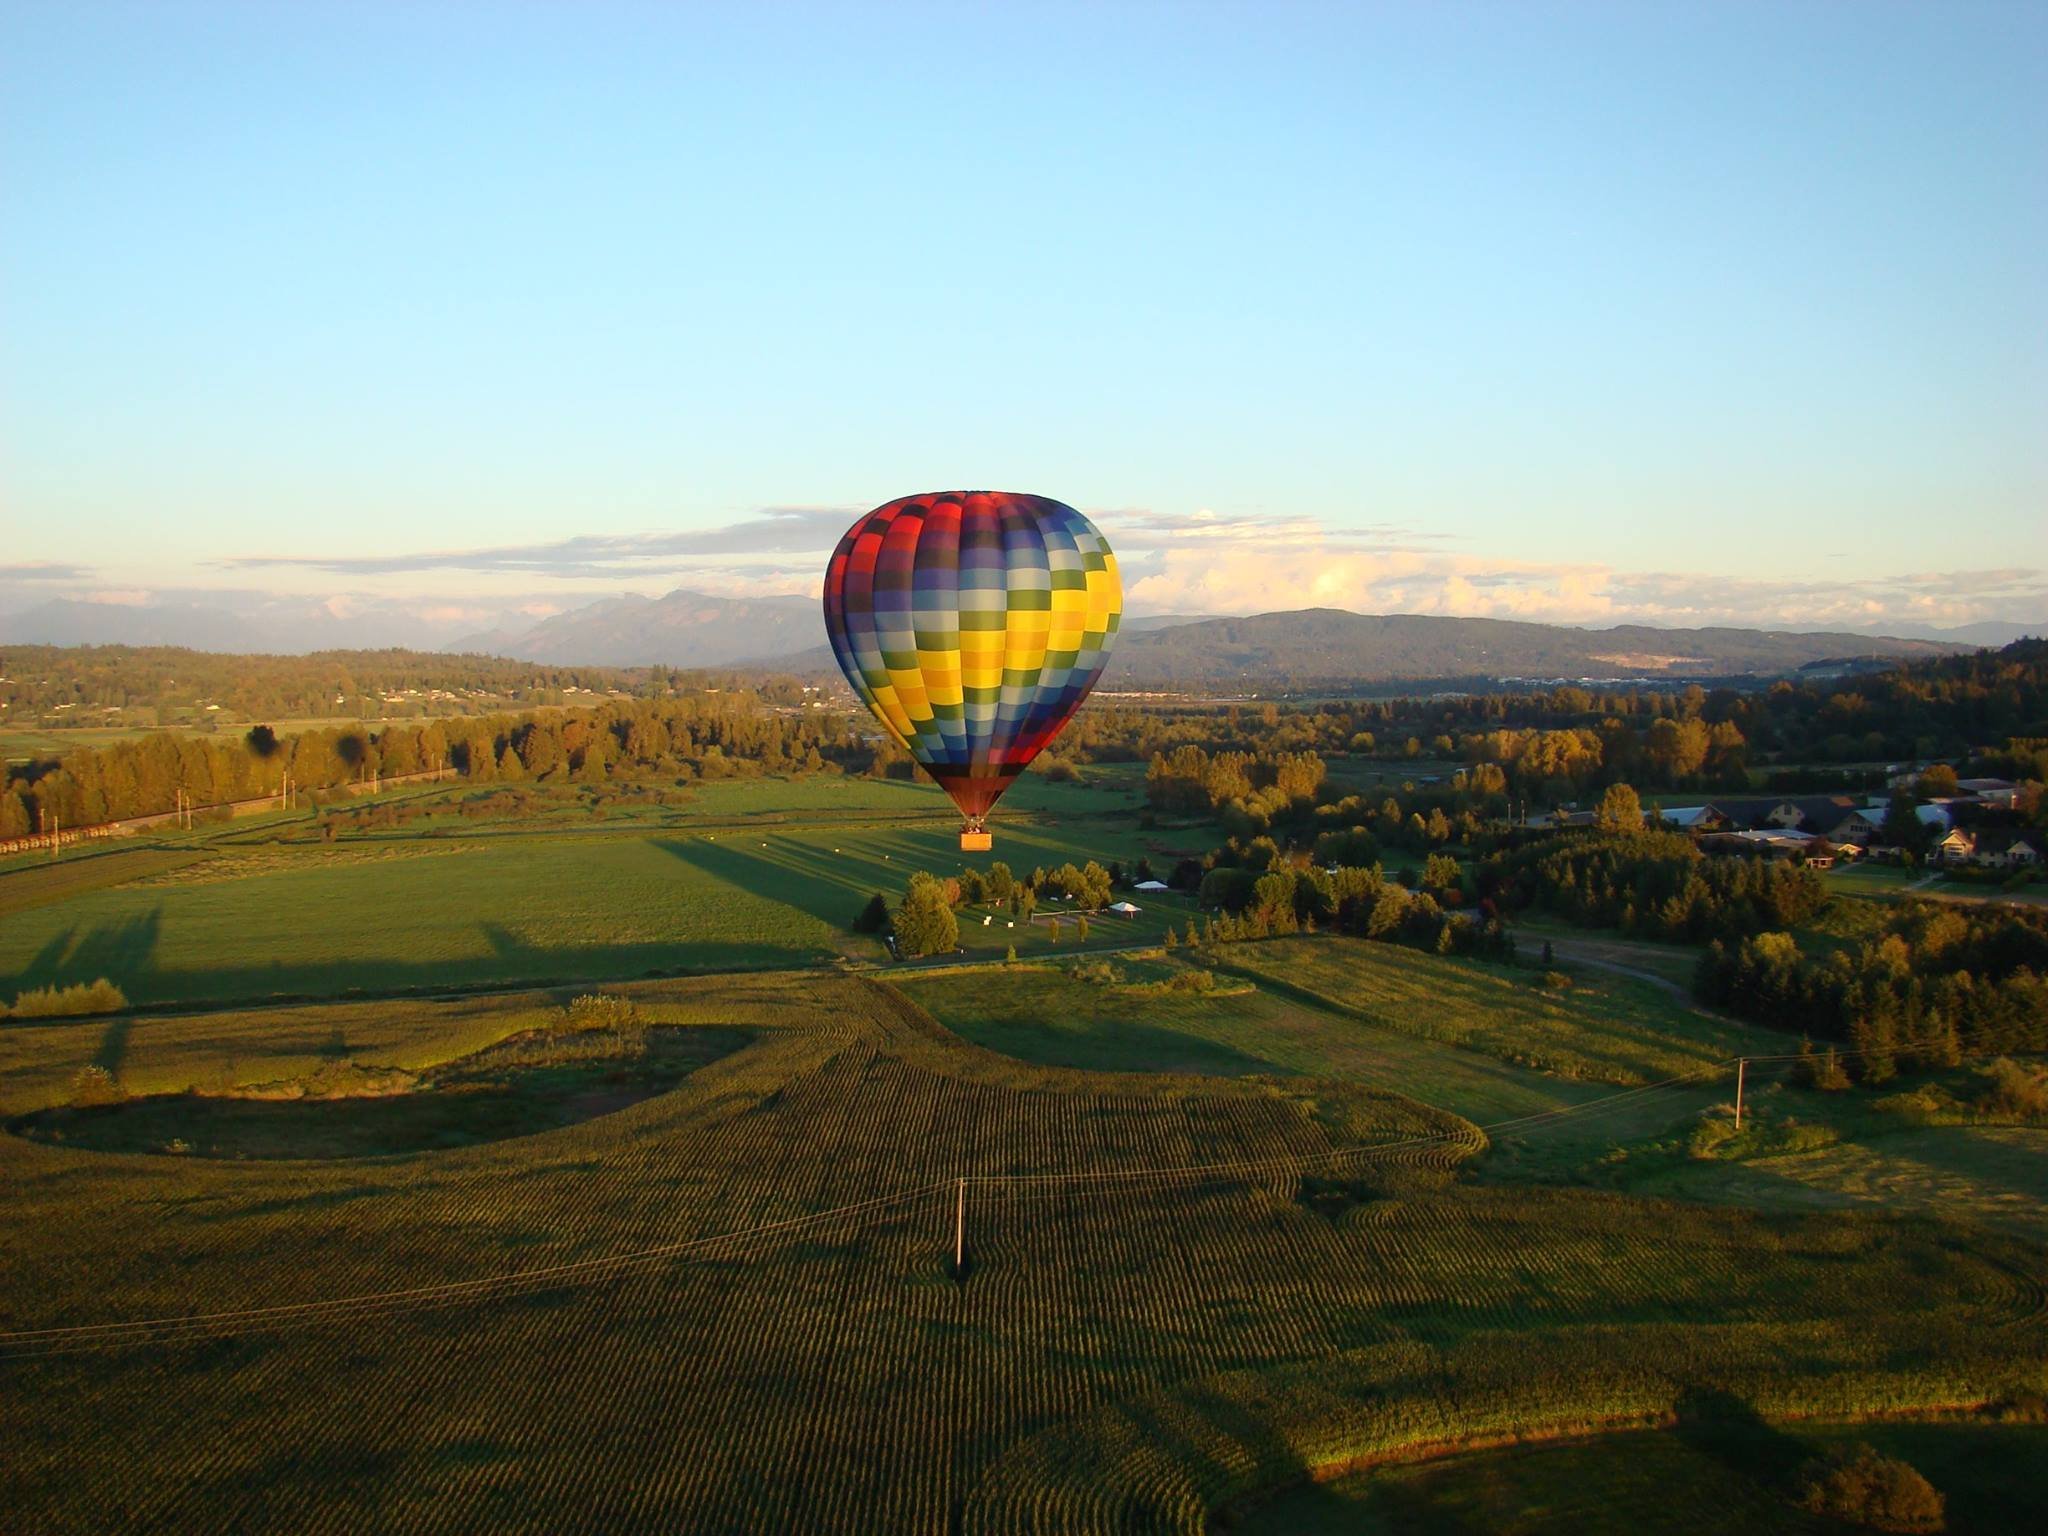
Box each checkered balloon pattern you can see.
[823,492,1123,823]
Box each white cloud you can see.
[1120,529,2046,631]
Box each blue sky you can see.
[3,0,2043,637]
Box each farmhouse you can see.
[1971,833,2042,870]
[1934,828,1976,865]
[1833,807,1887,842]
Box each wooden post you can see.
[1734,1058,1746,1131]
[953,1177,965,1276]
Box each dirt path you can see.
[1530,934,1755,1030]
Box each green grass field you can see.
[0,835,849,1005]
[1214,937,1783,1085]
[5,775,2046,1533]
[0,773,1190,1007]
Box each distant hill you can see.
[0,598,277,653]
[1095,610,1971,688]
[464,589,827,668]
[0,594,549,654]
[1893,620,2045,647]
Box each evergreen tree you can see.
[893,873,959,959]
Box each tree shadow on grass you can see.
[12,907,163,993]
[1672,1387,1811,1494]
[6,901,834,1009]
[10,925,79,992]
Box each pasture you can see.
[1212,937,1783,1085]
[3,971,2043,1534]
[0,772,1190,1008]
[4,774,2045,1533]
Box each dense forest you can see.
[1697,904,2048,1066]
[1105,641,2048,809]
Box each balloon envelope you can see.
[823,492,1122,836]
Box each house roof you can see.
[1779,795,1864,832]
[1708,829,1823,849]
[1659,805,1718,827]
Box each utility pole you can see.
[953,1177,966,1277]
[1733,1058,1747,1131]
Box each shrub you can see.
[1794,1040,1853,1092]
[9,979,128,1019]
[1794,1442,1944,1532]
[1539,971,1572,992]
[69,1064,125,1107]
[1975,1057,2048,1120]
[559,994,639,1034]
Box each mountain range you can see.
[7,585,2036,685]
[458,590,1988,684]
[454,590,825,667]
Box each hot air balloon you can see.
[823,492,1122,850]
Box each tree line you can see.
[1697,903,2048,1071]
[1477,827,1830,942]
[0,644,677,724]
[1,691,885,837]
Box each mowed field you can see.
[4,970,2045,1534]
[0,773,1191,1007]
